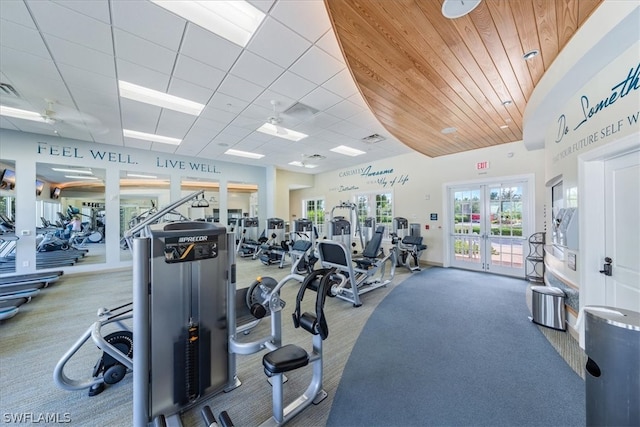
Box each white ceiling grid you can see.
[0,0,414,176]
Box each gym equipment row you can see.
[391,217,428,273]
[0,270,64,321]
[54,220,339,427]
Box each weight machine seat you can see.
[354,226,385,269]
[291,240,312,252]
[401,235,427,251]
[263,344,309,376]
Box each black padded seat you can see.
[402,235,427,250]
[263,344,309,376]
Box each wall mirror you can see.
[119,171,171,262]
[180,176,220,223]
[0,159,17,274]
[36,162,106,270]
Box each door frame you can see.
[443,173,535,275]
[579,132,640,316]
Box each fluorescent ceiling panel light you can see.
[289,161,318,169]
[330,145,366,157]
[65,175,100,180]
[127,173,158,179]
[52,168,93,174]
[123,129,182,145]
[150,0,265,48]
[118,81,204,116]
[224,149,264,159]
[0,105,45,122]
[256,123,308,142]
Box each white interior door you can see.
[604,150,640,311]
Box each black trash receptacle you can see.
[585,306,640,427]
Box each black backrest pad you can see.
[362,226,385,258]
[402,235,423,246]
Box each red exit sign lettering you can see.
[476,161,490,170]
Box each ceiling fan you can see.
[265,100,288,135]
[0,97,108,136]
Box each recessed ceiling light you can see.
[257,123,308,142]
[500,125,509,129]
[330,145,366,157]
[289,161,318,168]
[523,50,539,60]
[501,100,512,106]
[441,0,482,19]
[224,148,264,159]
[0,105,45,122]
[441,127,457,134]
[52,168,93,174]
[118,81,204,116]
[123,129,182,145]
[65,175,100,180]
[150,0,265,48]
[127,173,158,179]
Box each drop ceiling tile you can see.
[270,0,331,43]
[168,78,214,105]
[300,112,342,129]
[0,1,37,28]
[269,71,316,100]
[325,99,365,120]
[156,109,199,138]
[181,24,242,72]
[330,120,370,139]
[0,19,50,59]
[208,93,250,114]
[289,46,344,85]
[123,136,155,151]
[347,92,369,109]
[113,29,177,76]
[322,68,358,98]
[120,98,162,133]
[199,105,237,125]
[300,86,342,112]
[53,0,111,24]
[246,17,311,69]
[58,64,117,95]
[217,75,264,103]
[45,35,116,77]
[248,0,276,13]
[112,1,185,51]
[316,29,345,63]
[151,142,177,153]
[173,55,226,91]
[27,0,113,55]
[230,50,284,88]
[254,90,296,113]
[116,59,171,91]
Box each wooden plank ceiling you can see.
[325,0,602,157]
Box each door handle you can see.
[599,257,612,276]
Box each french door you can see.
[449,179,530,277]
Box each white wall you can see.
[291,140,546,265]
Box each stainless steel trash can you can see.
[530,285,565,330]
[585,306,640,427]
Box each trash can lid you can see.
[584,306,640,331]
[530,285,565,297]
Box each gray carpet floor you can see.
[327,267,586,427]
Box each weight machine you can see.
[392,217,427,272]
[317,226,396,307]
[328,202,364,253]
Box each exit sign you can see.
[476,161,490,170]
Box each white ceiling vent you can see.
[361,133,386,144]
[283,102,319,118]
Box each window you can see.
[354,191,393,238]
[303,198,325,236]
